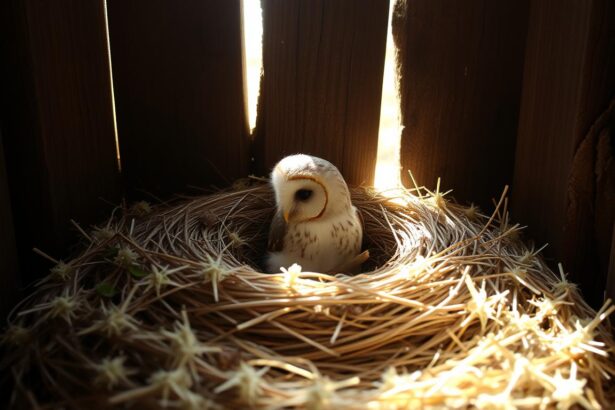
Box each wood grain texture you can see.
[512,0,615,306]
[107,0,248,198]
[0,0,120,281]
[0,134,19,318]
[394,0,529,206]
[254,0,390,185]
[564,107,614,305]
[607,224,615,303]
[595,128,615,301]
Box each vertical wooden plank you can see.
[0,0,121,281]
[394,0,529,206]
[512,0,615,306]
[107,0,248,197]
[0,133,19,318]
[254,0,390,185]
[607,224,615,303]
[595,127,615,302]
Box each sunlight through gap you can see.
[374,1,403,193]
[242,0,263,134]
[103,0,121,171]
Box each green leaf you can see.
[96,282,117,298]
[128,266,149,278]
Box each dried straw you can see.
[1,178,614,409]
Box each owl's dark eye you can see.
[295,189,313,201]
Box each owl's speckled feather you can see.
[266,154,363,273]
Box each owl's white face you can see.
[271,154,350,223]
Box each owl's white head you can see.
[271,154,351,223]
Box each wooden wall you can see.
[0,0,120,287]
[0,0,613,316]
[0,133,19,317]
[393,0,615,305]
[394,0,529,207]
[511,0,615,304]
[253,0,390,185]
[107,0,249,197]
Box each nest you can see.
[2,179,615,409]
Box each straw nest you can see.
[2,178,615,409]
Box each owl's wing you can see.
[267,210,287,252]
[354,206,365,234]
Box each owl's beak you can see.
[283,205,297,223]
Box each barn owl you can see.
[266,154,363,273]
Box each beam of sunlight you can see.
[103,0,121,171]
[242,0,263,133]
[374,1,403,194]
